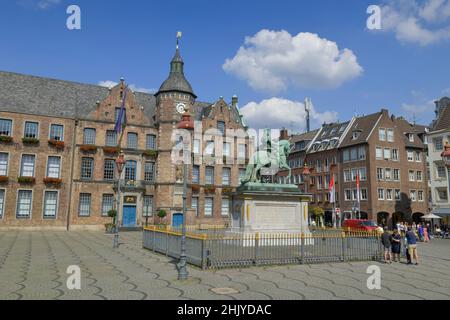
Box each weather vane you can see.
[176,31,182,49]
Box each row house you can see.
[428,97,450,226]
[0,42,250,230]
[278,109,429,228]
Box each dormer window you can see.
[408,133,414,142]
[352,130,361,140]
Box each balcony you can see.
[113,180,153,192]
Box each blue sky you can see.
[1,0,449,131]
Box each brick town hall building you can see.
[0,44,251,230]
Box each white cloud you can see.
[98,80,155,94]
[223,30,363,93]
[17,0,61,9]
[240,97,338,130]
[379,0,450,45]
[37,0,61,9]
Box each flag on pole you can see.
[329,174,335,203]
[356,173,361,205]
[114,87,128,134]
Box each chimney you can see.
[232,95,238,108]
[280,128,289,140]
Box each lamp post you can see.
[442,144,450,217]
[177,113,194,281]
[302,164,311,224]
[113,154,126,249]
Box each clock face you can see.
[176,103,186,114]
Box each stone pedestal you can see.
[231,183,312,235]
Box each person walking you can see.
[381,227,393,264]
[424,225,430,243]
[406,227,419,265]
[391,229,401,262]
[418,224,424,242]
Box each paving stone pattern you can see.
[0,231,449,300]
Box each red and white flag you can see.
[329,175,335,203]
[356,173,361,205]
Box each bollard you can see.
[300,233,305,264]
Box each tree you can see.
[157,210,167,225]
[309,206,325,227]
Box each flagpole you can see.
[113,86,128,249]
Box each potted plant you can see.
[143,149,158,158]
[79,145,97,153]
[191,184,200,193]
[43,177,63,187]
[22,137,39,145]
[103,146,119,154]
[18,176,36,184]
[0,176,9,184]
[105,209,117,233]
[48,139,65,149]
[222,187,234,194]
[0,135,13,143]
[204,186,216,194]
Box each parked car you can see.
[343,219,382,233]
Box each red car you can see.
[342,219,382,232]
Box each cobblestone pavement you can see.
[0,231,449,300]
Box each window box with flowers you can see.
[191,184,200,193]
[0,135,13,144]
[222,187,234,195]
[48,140,65,150]
[18,176,36,184]
[43,177,63,187]
[0,176,9,184]
[204,186,216,194]
[22,137,40,145]
[79,145,98,153]
[103,146,119,155]
[143,149,158,158]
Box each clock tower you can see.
[154,35,197,220]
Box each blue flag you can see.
[114,87,128,134]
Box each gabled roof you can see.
[394,117,427,149]
[307,121,350,153]
[0,71,210,125]
[431,97,450,132]
[340,111,383,148]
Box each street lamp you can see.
[442,144,450,211]
[302,164,311,224]
[113,153,126,249]
[177,113,194,280]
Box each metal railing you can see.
[143,226,383,269]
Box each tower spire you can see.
[176,31,182,50]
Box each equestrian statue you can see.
[241,129,292,184]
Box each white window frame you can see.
[0,152,9,176]
[20,154,36,177]
[378,188,385,200]
[49,124,64,142]
[42,190,59,219]
[46,156,61,179]
[221,198,230,216]
[16,189,33,219]
[0,189,5,218]
[24,121,39,139]
[204,197,213,216]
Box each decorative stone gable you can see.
[89,80,152,126]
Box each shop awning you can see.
[432,208,450,217]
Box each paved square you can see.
[0,231,449,300]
